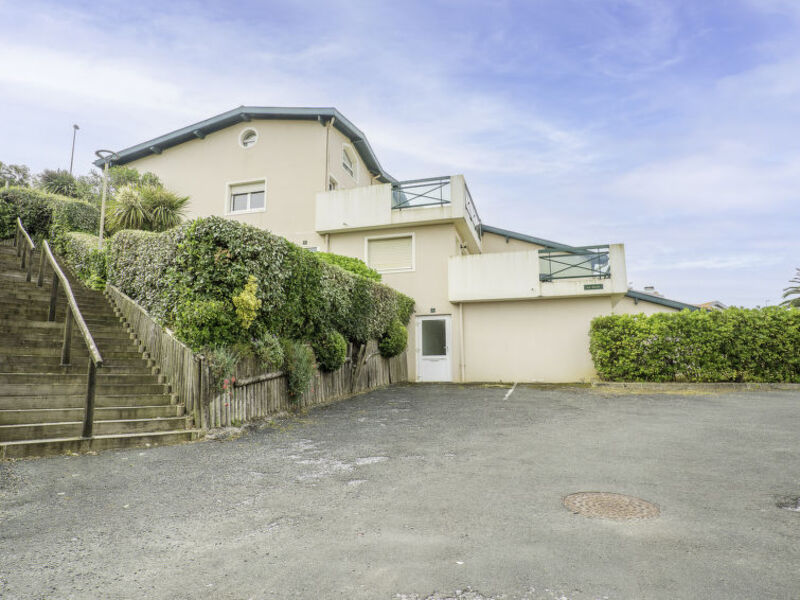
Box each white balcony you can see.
[316,175,482,251]
[448,244,628,302]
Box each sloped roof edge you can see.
[93,106,397,184]
[480,224,578,252]
[625,290,700,311]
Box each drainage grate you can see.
[564,492,660,520]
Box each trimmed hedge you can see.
[60,232,107,290]
[106,217,414,354]
[0,186,99,241]
[312,329,348,372]
[589,307,800,382]
[317,251,381,281]
[378,318,408,358]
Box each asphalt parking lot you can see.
[1,383,799,599]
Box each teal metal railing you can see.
[391,176,482,237]
[539,245,610,281]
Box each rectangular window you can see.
[228,181,265,213]
[421,319,447,356]
[367,235,413,272]
[342,149,354,177]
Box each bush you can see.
[106,217,414,350]
[0,186,99,241]
[205,345,239,392]
[281,338,316,398]
[173,298,240,349]
[252,333,284,372]
[232,275,262,330]
[312,329,347,372]
[378,318,408,358]
[589,307,800,383]
[60,232,106,290]
[317,251,381,281]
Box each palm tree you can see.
[37,169,79,197]
[782,268,800,307]
[141,185,189,231]
[110,184,148,231]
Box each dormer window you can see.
[240,129,258,148]
[342,147,355,177]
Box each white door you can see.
[416,315,452,382]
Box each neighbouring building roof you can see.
[479,224,579,253]
[698,300,728,311]
[626,289,700,311]
[93,106,397,184]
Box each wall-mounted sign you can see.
[584,283,604,290]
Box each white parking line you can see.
[503,382,517,400]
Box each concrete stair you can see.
[0,242,199,458]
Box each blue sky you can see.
[1,0,798,307]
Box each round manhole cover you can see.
[564,492,660,520]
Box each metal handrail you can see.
[14,218,104,438]
[14,217,36,282]
[538,245,611,281]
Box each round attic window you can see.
[240,129,258,148]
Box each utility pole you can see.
[69,124,80,175]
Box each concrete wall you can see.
[125,120,374,249]
[461,296,616,383]
[328,223,463,382]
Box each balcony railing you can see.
[538,246,611,282]
[392,176,451,208]
[392,176,482,237]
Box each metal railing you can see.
[391,176,482,237]
[538,245,611,282]
[391,176,451,209]
[14,220,104,438]
[14,217,36,282]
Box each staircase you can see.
[0,242,199,458]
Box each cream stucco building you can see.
[96,106,698,383]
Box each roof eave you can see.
[93,106,396,184]
[625,290,700,311]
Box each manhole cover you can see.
[564,492,660,520]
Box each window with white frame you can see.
[228,180,265,213]
[342,146,355,178]
[366,235,413,272]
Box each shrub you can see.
[110,184,148,231]
[173,298,240,349]
[252,333,284,372]
[281,338,316,398]
[589,307,800,383]
[312,329,347,372]
[60,232,106,290]
[378,318,408,358]
[0,186,99,241]
[232,275,262,330]
[205,345,239,392]
[317,251,381,281]
[140,185,188,231]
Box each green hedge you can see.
[106,217,414,354]
[0,186,99,242]
[60,232,107,290]
[316,251,381,281]
[589,308,800,382]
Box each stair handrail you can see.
[36,232,104,438]
[13,217,36,283]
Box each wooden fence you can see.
[105,285,408,430]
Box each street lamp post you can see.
[94,150,119,250]
[69,124,80,175]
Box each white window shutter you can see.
[368,237,412,271]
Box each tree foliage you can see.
[782,268,800,308]
[37,169,80,198]
[0,162,31,187]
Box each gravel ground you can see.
[1,383,799,599]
